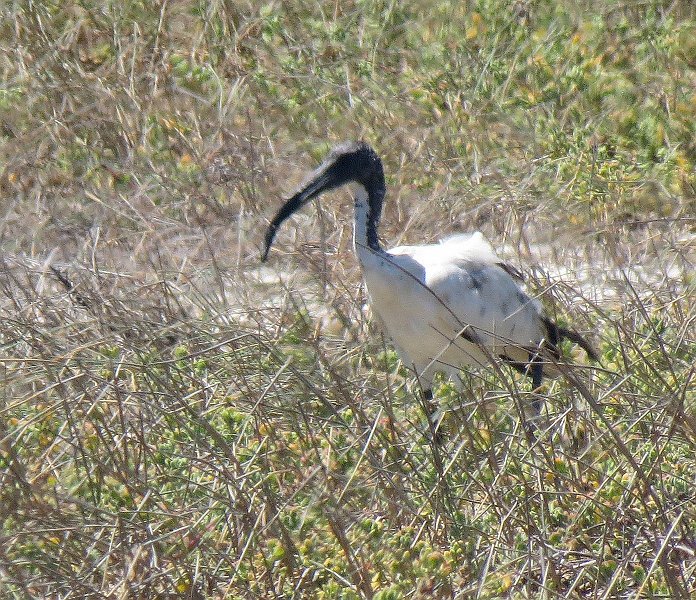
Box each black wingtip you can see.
[564,328,600,362]
[557,325,600,362]
[544,317,599,362]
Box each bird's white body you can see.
[353,185,545,390]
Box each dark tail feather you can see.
[543,317,599,362]
[558,326,600,361]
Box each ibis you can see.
[262,142,597,435]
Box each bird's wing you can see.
[436,232,500,262]
[437,232,525,279]
[389,231,496,261]
[398,238,545,352]
[391,232,523,277]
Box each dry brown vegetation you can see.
[1,1,695,598]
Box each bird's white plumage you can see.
[354,192,545,389]
[393,231,501,265]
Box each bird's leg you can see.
[524,353,544,434]
[422,388,445,444]
[530,354,543,411]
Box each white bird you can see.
[262,142,597,435]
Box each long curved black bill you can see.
[262,165,347,261]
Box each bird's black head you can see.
[323,141,384,191]
[262,141,386,261]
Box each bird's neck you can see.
[351,183,382,259]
